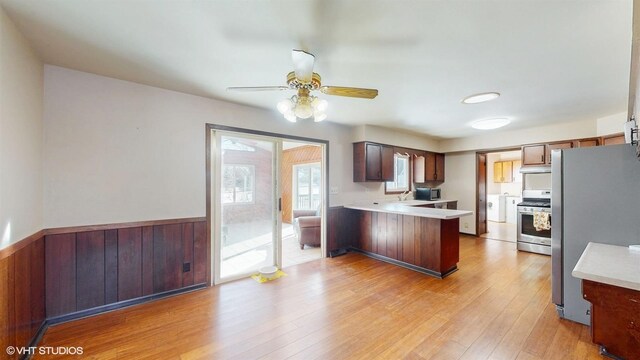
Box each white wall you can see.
[596,111,627,136]
[352,125,440,151]
[439,118,597,153]
[439,152,476,234]
[0,6,43,249]
[43,66,388,228]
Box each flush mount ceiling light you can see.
[471,118,511,130]
[462,92,500,104]
[277,91,328,123]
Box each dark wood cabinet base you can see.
[347,209,460,278]
[582,280,640,360]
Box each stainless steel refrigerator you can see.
[551,144,640,325]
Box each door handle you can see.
[541,155,544,162]
[278,198,282,211]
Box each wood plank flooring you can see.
[35,235,601,359]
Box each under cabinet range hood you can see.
[519,166,551,174]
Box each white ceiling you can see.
[0,0,633,139]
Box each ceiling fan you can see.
[227,50,378,122]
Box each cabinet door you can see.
[435,153,445,181]
[502,161,513,182]
[365,143,382,180]
[576,138,599,147]
[425,152,436,181]
[493,162,503,183]
[602,134,626,146]
[546,142,573,164]
[522,145,546,165]
[381,145,395,181]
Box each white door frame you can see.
[211,129,282,285]
[207,125,329,286]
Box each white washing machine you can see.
[487,194,506,222]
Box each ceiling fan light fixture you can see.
[471,118,510,130]
[277,98,294,114]
[462,92,500,104]
[311,97,328,112]
[314,112,327,122]
[284,111,297,122]
[294,102,313,119]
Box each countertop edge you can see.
[571,270,640,292]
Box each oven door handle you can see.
[518,211,551,215]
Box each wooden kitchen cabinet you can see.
[522,144,546,166]
[546,141,573,164]
[353,142,394,182]
[582,280,640,360]
[575,138,600,147]
[602,133,626,146]
[425,152,445,182]
[493,161,513,183]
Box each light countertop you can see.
[344,200,472,220]
[572,242,640,291]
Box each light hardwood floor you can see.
[35,235,601,359]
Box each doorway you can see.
[281,141,323,268]
[207,125,328,285]
[477,149,522,242]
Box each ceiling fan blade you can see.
[226,86,290,92]
[292,49,315,83]
[320,86,379,99]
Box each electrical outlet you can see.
[463,222,469,229]
[183,263,191,273]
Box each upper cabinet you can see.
[493,161,513,183]
[353,142,444,183]
[545,141,573,165]
[425,152,445,182]
[522,144,546,166]
[522,136,615,167]
[353,142,394,182]
[575,138,600,148]
[602,133,626,146]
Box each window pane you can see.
[387,155,409,191]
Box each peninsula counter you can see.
[343,202,472,278]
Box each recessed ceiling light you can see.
[462,92,500,104]
[471,118,511,130]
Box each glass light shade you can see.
[314,112,327,122]
[471,118,510,130]
[284,111,297,122]
[277,98,293,114]
[315,99,328,112]
[294,103,313,119]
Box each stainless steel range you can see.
[517,189,551,255]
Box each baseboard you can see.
[46,283,208,326]
[349,247,458,279]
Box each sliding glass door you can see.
[213,132,281,283]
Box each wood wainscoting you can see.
[0,217,208,359]
[45,218,208,320]
[0,232,46,359]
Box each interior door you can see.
[213,132,281,284]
